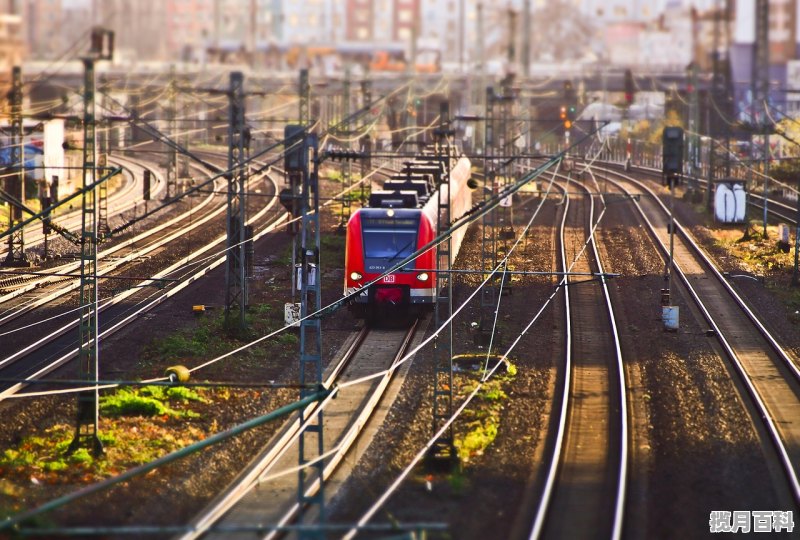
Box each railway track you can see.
[595,159,800,226]
[0,154,143,263]
[178,320,423,539]
[0,153,284,395]
[529,177,627,539]
[592,164,800,512]
[0,160,211,323]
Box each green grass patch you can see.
[0,387,222,490]
[453,361,517,465]
[100,386,205,418]
[156,330,210,360]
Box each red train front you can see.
[344,207,437,317]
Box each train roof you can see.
[368,190,420,208]
[357,207,422,219]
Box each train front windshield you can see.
[361,216,420,268]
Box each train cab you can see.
[344,206,436,317]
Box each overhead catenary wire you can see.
[6,122,605,400]
[0,102,618,536]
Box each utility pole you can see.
[3,66,28,267]
[708,0,731,208]
[224,71,249,331]
[507,6,517,72]
[686,62,699,194]
[338,67,352,229]
[481,87,498,337]
[296,132,323,537]
[166,65,178,199]
[97,74,110,235]
[522,0,531,78]
[70,28,114,456]
[476,2,486,152]
[430,102,456,468]
[360,78,372,183]
[291,69,311,302]
[249,0,257,66]
[752,0,770,238]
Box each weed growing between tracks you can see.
[453,360,518,464]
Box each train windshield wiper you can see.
[387,240,413,264]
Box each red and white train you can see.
[344,150,473,317]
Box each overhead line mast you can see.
[69,27,114,456]
[431,101,456,466]
[3,66,28,268]
[224,71,250,331]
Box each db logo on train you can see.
[383,274,396,283]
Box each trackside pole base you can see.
[425,441,459,474]
[67,391,104,456]
[2,253,30,267]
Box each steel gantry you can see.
[224,71,249,331]
[69,56,103,455]
[3,66,29,267]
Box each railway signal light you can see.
[624,69,635,105]
[89,27,114,60]
[284,124,306,172]
[662,126,684,186]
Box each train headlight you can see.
[386,209,395,217]
[350,271,363,281]
[416,272,430,282]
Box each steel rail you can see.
[0,166,280,399]
[0,160,220,324]
[598,165,800,507]
[527,176,628,539]
[528,182,573,539]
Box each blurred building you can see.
[23,0,63,59]
[59,0,91,59]
[0,0,23,75]
[91,0,166,60]
[165,0,212,62]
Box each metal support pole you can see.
[224,71,248,331]
[166,65,178,199]
[430,102,455,466]
[687,62,699,193]
[97,75,109,235]
[69,57,103,456]
[360,79,372,185]
[297,134,324,536]
[291,69,311,302]
[753,0,770,238]
[522,0,531,78]
[481,87,497,335]
[338,67,352,229]
[3,66,28,267]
